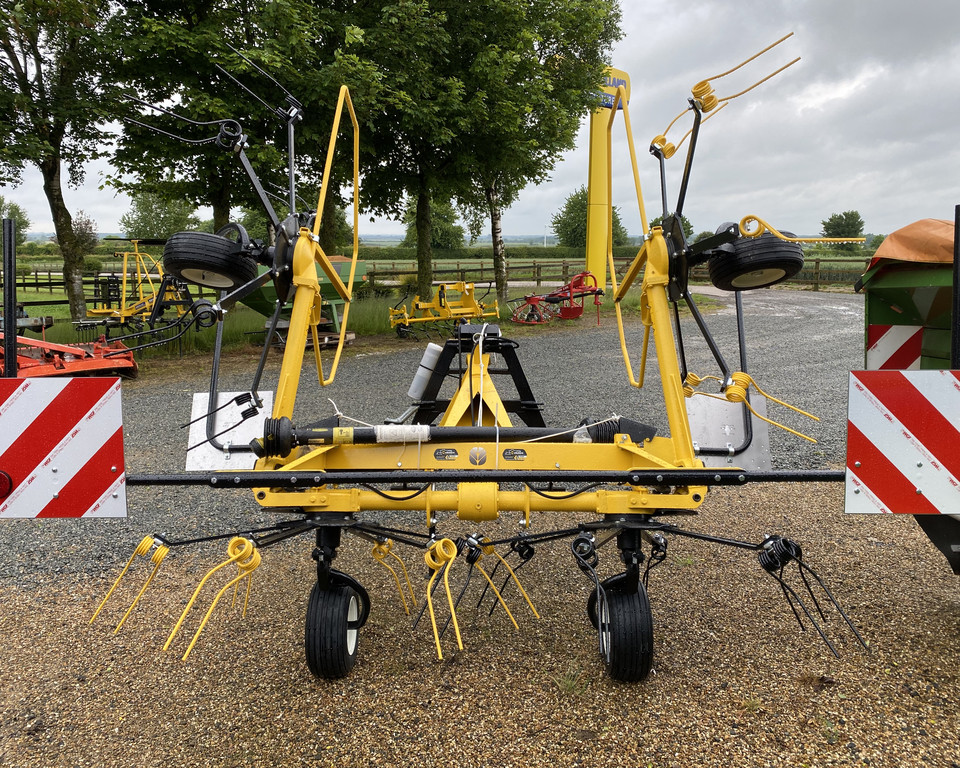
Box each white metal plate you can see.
[185,391,273,471]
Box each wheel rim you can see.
[179,267,238,289]
[598,594,611,661]
[729,266,787,289]
[346,595,359,655]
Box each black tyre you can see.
[598,582,654,682]
[305,583,361,679]
[163,231,258,290]
[708,232,803,291]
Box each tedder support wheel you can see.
[708,231,803,291]
[163,231,259,290]
[599,582,654,682]
[305,583,361,679]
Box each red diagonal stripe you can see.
[847,421,941,514]
[0,380,108,487]
[0,380,22,400]
[866,324,891,350]
[878,327,923,369]
[859,370,960,479]
[36,427,125,518]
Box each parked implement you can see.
[509,270,603,325]
[390,281,499,337]
[92,37,872,681]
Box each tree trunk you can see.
[415,179,433,299]
[40,156,87,321]
[210,173,231,232]
[486,185,508,304]
[317,189,339,255]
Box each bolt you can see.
[111,466,117,473]
[112,492,119,499]
[916,488,923,495]
[52,493,58,499]
[51,467,57,473]
[917,461,923,468]
[854,488,860,494]
[854,461,861,468]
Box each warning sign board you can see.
[0,378,126,518]
[865,324,923,370]
[846,370,960,515]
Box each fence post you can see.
[813,259,821,292]
[562,262,569,283]
[536,262,542,288]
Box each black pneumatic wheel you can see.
[163,231,258,290]
[598,582,654,682]
[708,231,803,291]
[305,583,361,679]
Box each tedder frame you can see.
[98,36,870,682]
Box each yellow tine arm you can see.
[372,542,411,615]
[386,545,418,609]
[90,535,154,624]
[163,537,253,652]
[114,545,169,633]
[492,550,539,619]
[424,539,462,659]
[182,539,261,661]
[474,560,519,630]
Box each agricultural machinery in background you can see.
[509,270,603,325]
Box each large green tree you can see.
[552,185,629,248]
[452,0,622,302]
[110,0,378,255]
[0,196,31,247]
[119,191,200,240]
[821,210,865,252]
[0,0,117,319]
[401,197,464,250]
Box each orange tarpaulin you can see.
[869,219,955,270]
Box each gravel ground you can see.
[2,287,959,767]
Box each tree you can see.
[0,196,31,247]
[552,186,629,248]
[650,214,694,240]
[821,210,865,252]
[401,197,464,250]
[119,191,200,240]
[0,0,118,320]
[450,0,623,302]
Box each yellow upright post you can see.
[585,67,631,290]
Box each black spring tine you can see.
[797,564,828,622]
[796,559,871,651]
[765,570,840,658]
[475,558,502,611]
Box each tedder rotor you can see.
[80,36,877,681]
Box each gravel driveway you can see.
[2,287,959,767]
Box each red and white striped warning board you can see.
[846,370,960,514]
[0,378,126,518]
[866,324,923,370]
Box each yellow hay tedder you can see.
[90,35,871,681]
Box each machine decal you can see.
[846,370,960,514]
[0,378,126,518]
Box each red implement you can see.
[0,333,138,378]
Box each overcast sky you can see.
[6,0,960,239]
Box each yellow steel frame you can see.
[253,84,707,523]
